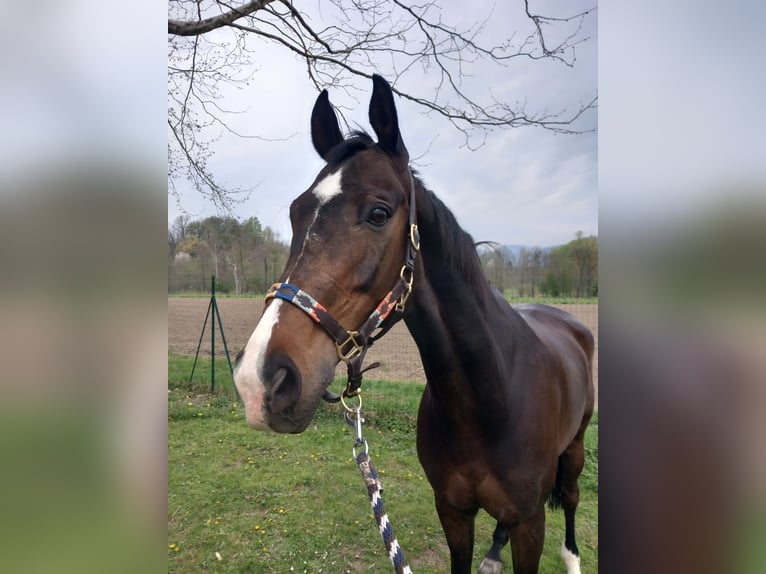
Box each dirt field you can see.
[169,297,598,407]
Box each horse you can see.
[233,75,594,574]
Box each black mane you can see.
[414,175,491,299]
[324,131,376,168]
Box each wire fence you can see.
[169,296,599,406]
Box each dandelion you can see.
[187,402,193,407]
[206,519,212,524]
[279,508,285,514]
[169,543,176,549]
[255,525,260,530]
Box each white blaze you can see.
[295,168,344,262]
[233,299,283,430]
[234,170,343,430]
[312,169,343,205]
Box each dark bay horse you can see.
[233,75,594,574]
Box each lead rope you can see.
[345,404,413,574]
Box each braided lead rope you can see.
[355,450,413,574]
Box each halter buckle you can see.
[396,265,415,312]
[335,331,364,362]
[410,224,420,251]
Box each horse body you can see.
[233,75,594,574]
[403,187,594,573]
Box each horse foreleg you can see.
[434,493,478,574]
[508,506,546,574]
[477,522,509,574]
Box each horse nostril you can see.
[268,361,302,415]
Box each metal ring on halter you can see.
[339,391,362,414]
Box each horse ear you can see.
[369,75,409,163]
[311,89,344,160]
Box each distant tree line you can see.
[480,232,598,298]
[169,218,596,298]
[168,215,290,294]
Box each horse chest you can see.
[418,429,544,522]
[434,461,536,523]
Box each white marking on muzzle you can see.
[234,299,283,430]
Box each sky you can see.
[168,0,598,248]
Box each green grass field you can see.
[168,355,598,573]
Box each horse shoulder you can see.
[511,304,595,440]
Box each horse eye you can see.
[368,206,390,226]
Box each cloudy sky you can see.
[168,1,597,248]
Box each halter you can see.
[265,171,420,404]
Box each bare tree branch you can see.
[168,0,276,36]
[168,0,597,205]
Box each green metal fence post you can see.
[188,274,238,399]
[211,275,216,392]
[213,297,239,401]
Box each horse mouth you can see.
[265,374,337,433]
[267,411,313,434]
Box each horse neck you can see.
[403,184,525,418]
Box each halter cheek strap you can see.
[265,171,420,402]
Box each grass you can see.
[168,355,598,573]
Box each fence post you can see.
[188,275,237,399]
[211,275,216,392]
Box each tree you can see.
[168,0,596,209]
[168,214,290,293]
[539,232,597,298]
[517,246,544,297]
[570,230,598,297]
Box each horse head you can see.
[234,75,415,433]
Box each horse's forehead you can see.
[312,168,344,205]
[301,151,398,211]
